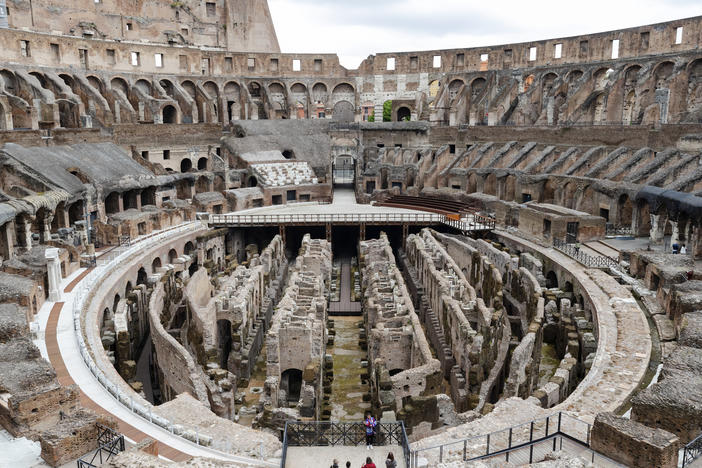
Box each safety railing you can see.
[76,424,125,468]
[605,224,633,237]
[281,421,412,468]
[70,221,278,467]
[552,238,618,269]
[209,212,444,226]
[683,431,702,467]
[409,412,594,467]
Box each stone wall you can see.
[360,233,442,424]
[591,412,679,468]
[264,234,331,419]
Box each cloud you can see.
[268,0,702,68]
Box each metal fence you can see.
[282,421,411,468]
[552,238,618,269]
[409,412,597,467]
[76,424,125,468]
[605,224,634,237]
[683,432,702,467]
[209,212,495,233]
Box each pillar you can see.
[41,214,53,243]
[360,223,366,241]
[45,248,62,302]
[16,216,32,251]
[649,214,664,245]
[670,221,679,251]
[0,222,13,260]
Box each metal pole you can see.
[463,440,467,461]
[486,433,490,456]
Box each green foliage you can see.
[367,112,375,122]
[382,100,392,122]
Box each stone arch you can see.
[197,157,208,170]
[224,81,241,121]
[110,77,129,95]
[562,181,577,209]
[428,80,441,99]
[686,58,702,116]
[541,178,557,203]
[86,75,106,94]
[542,72,558,94]
[618,193,633,227]
[281,368,303,403]
[331,83,354,107]
[162,104,177,124]
[246,175,258,187]
[578,185,596,214]
[654,61,675,88]
[312,82,328,104]
[151,257,162,273]
[593,68,609,90]
[591,92,607,123]
[396,106,411,121]
[484,173,497,195]
[137,267,147,285]
[168,249,178,264]
[181,80,196,98]
[247,81,262,97]
[467,173,478,193]
[566,69,583,83]
[448,79,464,100]
[105,192,120,214]
[159,78,175,98]
[113,293,121,312]
[195,176,209,194]
[180,158,193,173]
[636,198,651,236]
[622,90,637,124]
[332,100,354,122]
[134,79,152,96]
[545,271,558,289]
[471,77,487,96]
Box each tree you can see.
[383,100,392,122]
[367,112,375,122]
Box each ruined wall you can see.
[265,234,330,419]
[360,233,442,419]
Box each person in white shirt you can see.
[681,244,687,255]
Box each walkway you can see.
[328,316,369,422]
[329,257,361,315]
[286,446,406,468]
[33,227,280,466]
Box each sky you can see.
[267,0,701,69]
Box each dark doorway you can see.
[281,369,303,404]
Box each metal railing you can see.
[209,212,495,232]
[76,424,125,468]
[683,432,702,467]
[553,238,618,269]
[605,224,633,237]
[70,222,278,467]
[210,212,444,226]
[409,412,594,467]
[281,421,412,468]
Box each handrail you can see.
[552,238,618,269]
[409,412,592,467]
[683,431,702,467]
[71,222,278,467]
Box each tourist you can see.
[330,459,339,468]
[385,452,397,468]
[681,244,687,255]
[362,456,377,468]
[672,242,680,254]
[364,412,378,449]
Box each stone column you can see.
[16,216,33,251]
[649,214,664,245]
[41,214,53,244]
[0,222,13,260]
[670,221,679,251]
[45,248,62,302]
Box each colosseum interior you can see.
[0,1,701,467]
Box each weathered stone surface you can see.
[591,412,679,468]
[679,312,702,349]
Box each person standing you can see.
[364,412,377,449]
[330,459,339,468]
[362,456,377,468]
[385,452,397,468]
[681,244,687,255]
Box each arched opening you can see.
[197,157,208,171]
[545,271,558,289]
[388,369,404,377]
[105,192,120,215]
[125,281,133,296]
[618,194,633,227]
[282,150,294,159]
[113,294,121,312]
[141,187,156,207]
[247,175,258,187]
[248,82,261,97]
[217,319,232,369]
[281,369,303,404]
[137,267,147,285]
[333,155,354,185]
[151,257,162,273]
[563,281,573,293]
[68,200,84,226]
[332,100,354,122]
[180,158,193,173]
[162,105,177,124]
[168,249,178,264]
[396,106,411,121]
[541,179,557,203]
[637,199,651,236]
[484,173,497,195]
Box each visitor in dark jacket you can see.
[385,452,397,468]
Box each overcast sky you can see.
[267,0,701,69]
